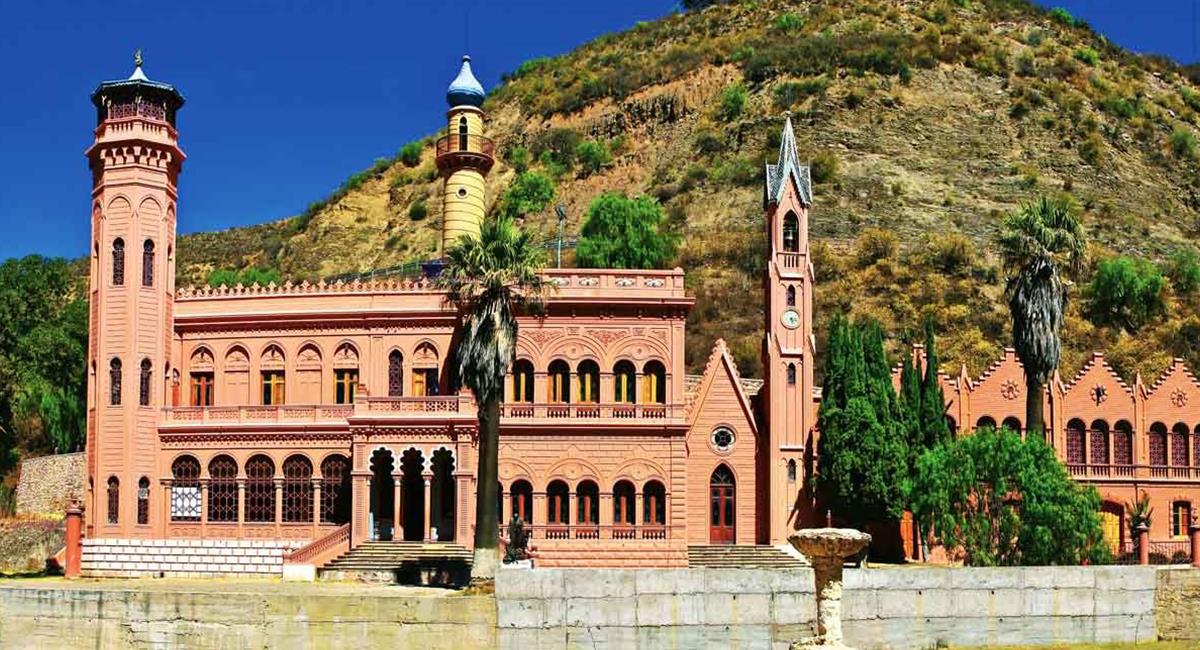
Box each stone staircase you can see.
[687,544,808,569]
[319,541,472,586]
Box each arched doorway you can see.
[431,448,456,541]
[400,449,427,541]
[369,449,395,540]
[709,464,735,544]
[1100,502,1123,556]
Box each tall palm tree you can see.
[997,196,1085,437]
[439,216,546,582]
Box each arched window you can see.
[786,285,796,307]
[1066,419,1086,465]
[547,480,570,527]
[142,240,155,287]
[458,115,469,150]
[333,343,359,405]
[976,416,996,432]
[787,459,797,482]
[245,455,276,523]
[139,358,152,406]
[548,360,570,403]
[1150,423,1168,467]
[261,346,286,405]
[782,212,799,252]
[109,358,122,405]
[709,465,735,544]
[1089,420,1110,466]
[613,480,635,526]
[511,360,534,403]
[1194,424,1200,468]
[412,342,439,396]
[510,479,533,524]
[137,476,150,525]
[1172,501,1192,538]
[643,480,666,526]
[1114,421,1134,465]
[787,363,797,386]
[170,455,201,522]
[1171,423,1190,467]
[112,238,125,286]
[614,360,636,404]
[282,455,313,523]
[577,360,600,403]
[321,454,352,524]
[106,476,119,525]
[388,350,404,397]
[577,480,599,526]
[642,361,666,404]
[1001,416,1022,435]
[208,455,238,523]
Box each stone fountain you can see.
[788,528,872,650]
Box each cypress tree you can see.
[919,319,951,448]
[899,352,923,469]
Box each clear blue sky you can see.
[0,1,1196,261]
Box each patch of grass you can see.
[1169,127,1197,159]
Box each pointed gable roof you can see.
[687,339,759,436]
[1147,357,1200,396]
[764,117,813,208]
[1063,351,1132,397]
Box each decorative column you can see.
[199,479,210,538]
[236,479,246,536]
[599,491,614,535]
[423,473,433,542]
[533,491,547,538]
[789,528,872,649]
[635,491,644,531]
[65,501,83,579]
[393,473,404,541]
[312,478,322,536]
[274,478,283,536]
[1191,518,1200,569]
[162,480,173,533]
[1136,523,1150,565]
[502,486,513,525]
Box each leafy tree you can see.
[575,140,613,177]
[911,426,1109,566]
[504,146,530,173]
[816,316,909,530]
[717,83,747,121]
[919,320,951,449]
[1164,248,1200,296]
[439,216,547,582]
[1087,256,1166,332]
[398,141,423,167]
[576,193,678,269]
[997,196,1084,438]
[498,171,555,221]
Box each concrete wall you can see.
[495,565,1159,649]
[15,452,84,515]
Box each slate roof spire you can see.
[764,117,813,207]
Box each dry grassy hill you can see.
[176,0,1200,382]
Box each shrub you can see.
[575,140,613,177]
[693,128,725,155]
[576,193,678,269]
[1079,132,1105,166]
[773,77,830,109]
[531,128,581,169]
[774,12,805,33]
[853,228,899,268]
[1087,256,1167,332]
[1073,47,1099,66]
[711,155,759,187]
[718,83,748,121]
[810,150,839,184]
[398,141,422,167]
[923,232,975,275]
[408,200,428,221]
[1048,7,1074,26]
[1165,249,1200,296]
[498,171,555,220]
[505,146,530,173]
[208,267,282,287]
[1169,127,1197,159]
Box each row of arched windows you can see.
[110,238,156,287]
[106,476,151,526]
[168,454,351,524]
[499,479,667,526]
[510,359,667,404]
[108,357,154,406]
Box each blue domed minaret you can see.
[436,55,494,252]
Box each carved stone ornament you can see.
[1171,388,1189,408]
[1000,379,1019,401]
[614,278,635,287]
[1089,384,1107,406]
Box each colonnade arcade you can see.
[364,445,458,542]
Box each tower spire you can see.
[437,54,494,252]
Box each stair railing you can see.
[285,523,351,566]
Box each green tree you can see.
[911,426,1109,566]
[717,83,747,121]
[919,320,951,449]
[575,140,613,177]
[1087,256,1166,332]
[816,316,909,531]
[398,141,423,167]
[207,267,283,288]
[576,193,678,269]
[498,171,555,221]
[997,196,1084,438]
[1165,248,1200,297]
[439,216,547,582]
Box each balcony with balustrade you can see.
[1066,462,1200,481]
[435,133,495,174]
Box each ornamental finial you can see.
[134,49,143,68]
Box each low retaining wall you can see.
[1157,567,1200,641]
[496,565,1159,649]
[82,538,303,578]
[14,453,83,515]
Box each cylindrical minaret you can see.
[84,52,185,537]
[436,55,494,252]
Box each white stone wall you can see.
[495,565,1159,649]
[81,539,303,578]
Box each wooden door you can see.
[709,465,735,544]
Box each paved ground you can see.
[0,575,457,597]
[980,644,1193,650]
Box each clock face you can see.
[781,309,800,330]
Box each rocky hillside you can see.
[176,0,1200,381]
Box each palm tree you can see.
[439,216,547,582]
[997,196,1084,437]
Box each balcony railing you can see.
[500,402,676,421]
[1067,463,1200,480]
[361,396,472,414]
[524,524,670,541]
[778,251,804,270]
[162,404,354,424]
[1116,539,1193,564]
[435,133,495,172]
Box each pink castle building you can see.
[80,55,1197,576]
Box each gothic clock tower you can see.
[760,118,817,544]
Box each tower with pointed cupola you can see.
[759,118,817,543]
[85,53,185,536]
[437,55,494,252]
